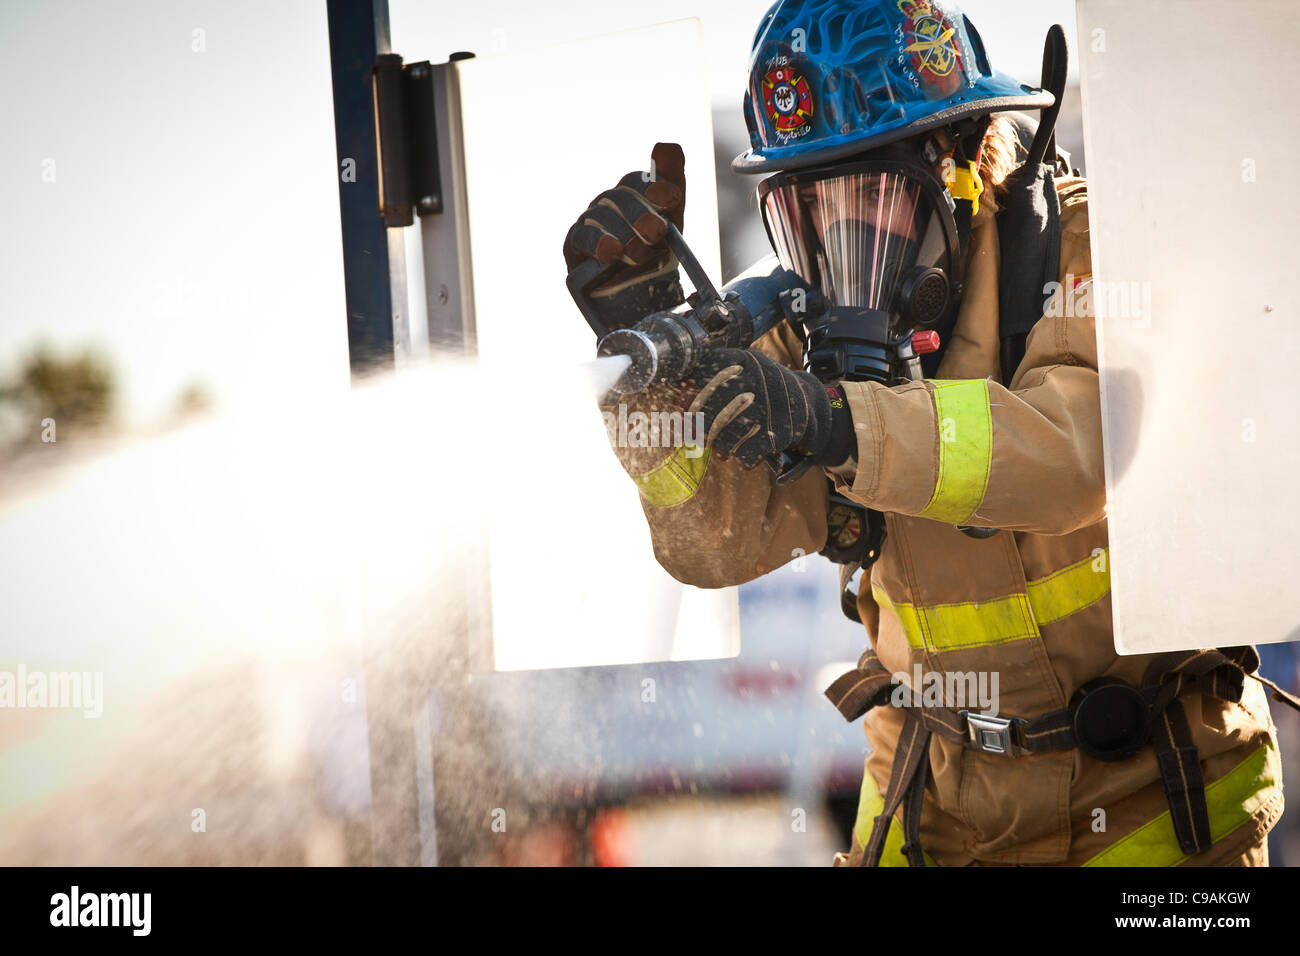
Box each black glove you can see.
[563,142,686,332]
[686,348,855,469]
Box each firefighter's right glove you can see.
[563,142,686,333]
[686,349,855,470]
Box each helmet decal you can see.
[761,58,815,143]
[897,0,963,95]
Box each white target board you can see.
[1077,0,1300,653]
[391,15,739,670]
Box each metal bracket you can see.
[371,54,443,227]
[961,711,1025,756]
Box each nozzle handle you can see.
[663,222,720,312]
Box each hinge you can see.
[371,53,442,227]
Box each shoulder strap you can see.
[995,26,1069,387]
[995,165,1061,386]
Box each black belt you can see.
[825,645,1300,866]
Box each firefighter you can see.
[564,0,1293,866]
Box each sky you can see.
[0,0,1081,426]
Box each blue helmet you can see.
[734,0,1053,174]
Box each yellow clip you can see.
[946,159,983,217]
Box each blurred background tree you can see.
[0,344,118,448]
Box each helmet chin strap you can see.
[937,115,991,264]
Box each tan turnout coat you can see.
[608,177,1283,866]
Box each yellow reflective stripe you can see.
[632,446,710,508]
[872,550,1110,651]
[853,764,936,867]
[918,379,993,525]
[872,585,1038,651]
[1083,743,1277,867]
[1027,548,1111,625]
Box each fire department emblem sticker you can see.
[897,0,963,95]
[761,64,814,144]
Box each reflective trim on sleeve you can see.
[632,446,711,509]
[852,761,936,867]
[1083,743,1277,867]
[918,379,993,525]
[1026,548,1111,626]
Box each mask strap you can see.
[944,116,990,254]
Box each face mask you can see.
[759,158,962,384]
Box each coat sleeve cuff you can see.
[838,379,941,515]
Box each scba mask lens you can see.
[759,161,961,336]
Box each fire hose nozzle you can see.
[597,310,704,396]
[597,328,659,395]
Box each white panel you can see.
[1077,0,1300,653]
[442,21,738,668]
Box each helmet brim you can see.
[732,90,1055,175]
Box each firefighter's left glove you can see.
[563,142,687,334]
[686,349,855,470]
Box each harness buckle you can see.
[961,712,1024,757]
